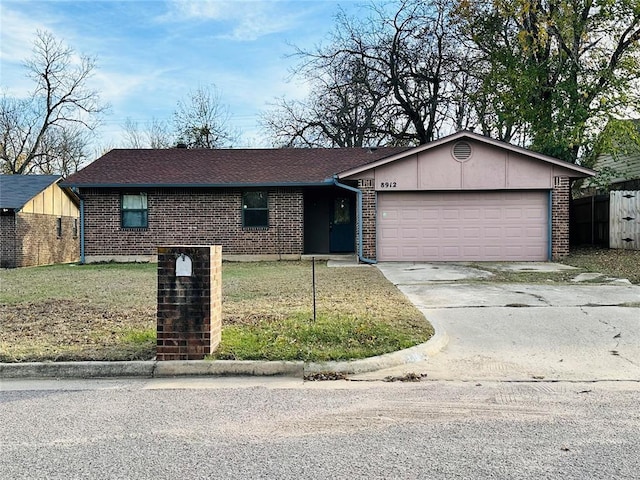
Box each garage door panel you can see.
[484,209,501,219]
[463,227,480,238]
[442,246,462,256]
[462,246,482,256]
[378,191,548,261]
[525,207,545,218]
[484,227,501,238]
[403,228,420,239]
[442,227,460,238]
[463,208,482,220]
[442,209,460,220]
[505,227,523,238]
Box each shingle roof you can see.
[0,175,61,210]
[62,147,410,187]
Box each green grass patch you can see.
[121,328,156,345]
[213,312,428,362]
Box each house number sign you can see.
[380,181,398,188]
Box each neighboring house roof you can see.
[594,152,640,184]
[0,175,62,210]
[62,147,410,188]
[592,120,640,185]
[337,131,595,179]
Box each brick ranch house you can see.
[0,175,80,268]
[62,131,594,263]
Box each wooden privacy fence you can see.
[571,191,640,250]
[610,191,640,250]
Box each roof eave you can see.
[62,180,337,189]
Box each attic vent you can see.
[452,141,472,162]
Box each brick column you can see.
[358,179,377,260]
[552,177,570,260]
[156,245,222,360]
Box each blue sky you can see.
[0,0,366,150]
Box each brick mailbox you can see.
[156,245,222,360]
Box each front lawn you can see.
[0,261,432,363]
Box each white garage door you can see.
[378,191,549,261]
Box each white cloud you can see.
[160,0,302,41]
[0,8,48,64]
[0,4,96,97]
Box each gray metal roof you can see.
[0,175,61,210]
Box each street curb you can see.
[0,332,447,380]
[305,329,449,375]
[153,360,304,378]
[0,359,304,380]
[0,361,154,379]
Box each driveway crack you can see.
[589,310,640,368]
[511,289,552,306]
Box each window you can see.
[242,191,268,228]
[56,217,62,238]
[121,193,148,228]
[334,197,351,225]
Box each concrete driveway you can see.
[371,262,640,382]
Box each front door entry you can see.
[329,196,355,253]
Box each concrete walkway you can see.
[354,262,640,382]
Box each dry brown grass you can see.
[560,247,640,284]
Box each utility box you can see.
[156,245,222,360]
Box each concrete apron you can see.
[354,262,640,382]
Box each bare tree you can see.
[173,84,237,148]
[0,30,106,174]
[263,0,464,148]
[121,117,173,149]
[147,118,173,149]
[37,126,90,176]
[262,55,396,147]
[121,117,145,149]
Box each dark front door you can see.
[304,194,330,253]
[330,196,355,253]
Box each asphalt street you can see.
[1,377,640,479]
[2,262,640,479]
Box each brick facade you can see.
[358,179,377,260]
[552,176,571,259]
[78,179,575,263]
[81,187,304,260]
[0,214,17,268]
[0,212,79,268]
[157,246,222,361]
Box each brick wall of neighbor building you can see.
[358,179,377,260]
[81,188,304,258]
[552,176,571,259]
[0,213,17,268]
[15,213,79,267]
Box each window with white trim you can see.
[121,193,148,228]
